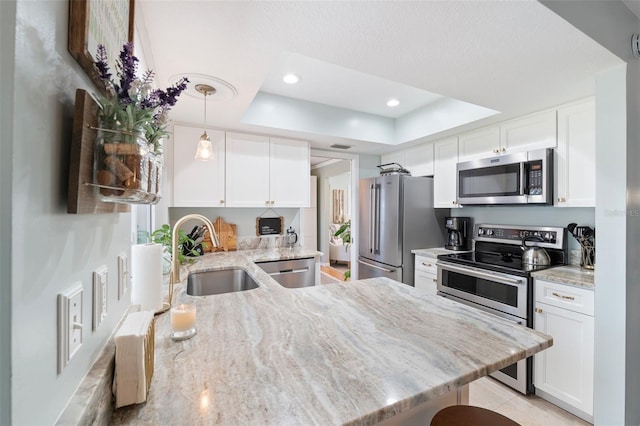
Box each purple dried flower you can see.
[94,45,112,82]
[115,42,138,102]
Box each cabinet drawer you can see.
[534,279,594,316]
[415,270,438,295]
[415,256,437,274]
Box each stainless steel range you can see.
[436,223,568,394]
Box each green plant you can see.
[333,221,351,281]
[333,220,351,248]
[148,224,201,265]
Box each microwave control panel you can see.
[527,161,544,195]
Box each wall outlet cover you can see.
[93,266,108,330]
[58,283,83,374]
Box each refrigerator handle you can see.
[369,184,375,254]
[374,183,381,254]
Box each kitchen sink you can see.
[186,269,259,296]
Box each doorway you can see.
[310,149,359,281]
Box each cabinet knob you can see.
[432,279,438,283]
[270,201,275,205]
[501,147,506,152]
[557,197,566,202]
[535,307,543,313]
[220,200,224,204]
[493,148,499,154]
[452,201,456,205]
[265,201,270,205]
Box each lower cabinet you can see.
[414,255,438,295]
[533,279,594,422]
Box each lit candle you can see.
[170,304,197,341]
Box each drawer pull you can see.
[552,292,575,301]
[535,307,543,313]
[432,279,438,283]
[421,262,433,267]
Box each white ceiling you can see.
[138,0,623,156]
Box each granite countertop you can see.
[531,264,595,289]
[412,247,472,259]
[111,249,552,425]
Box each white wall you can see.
[10,1,133,423]
[534,2,640,424]
[0,0,16,423]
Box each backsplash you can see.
[451,206,595,251]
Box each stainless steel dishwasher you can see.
[256,257,316,288]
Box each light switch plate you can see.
[117,252,129,300]
[58,283,83,374]
[93,266,108,330]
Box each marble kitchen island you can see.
[111,250,552,425]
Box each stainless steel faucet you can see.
[169,214,220,304]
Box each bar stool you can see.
[431,405,521,426]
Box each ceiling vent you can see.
[330,144,352,150]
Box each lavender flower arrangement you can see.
[94,42,188,154]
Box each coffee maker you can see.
[444,217,472,251]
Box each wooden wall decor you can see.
[68,0,135,92]
[68,89,129,214]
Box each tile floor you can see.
[469,376,591,426]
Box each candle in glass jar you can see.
[170,304,197,340]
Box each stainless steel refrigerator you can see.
[358,175,446,286]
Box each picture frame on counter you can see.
[68,0,135,92]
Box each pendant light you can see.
[194,84,216,161]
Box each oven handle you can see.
[439,263,524,286]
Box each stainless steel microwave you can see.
[456,148,553,205]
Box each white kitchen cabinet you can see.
[458,110,556,161]
[500,109,557,153]
[380,151,405,167]
[458,125,500,161]
[555,98,596,207]
[269,137,310,208]
[433,137,461,208]
[534,279,594,422]
[226,133,310,208]
[172,125,226,207]
[299,176,317,250]
[381,142,433,177]
[404,142,434,176]
[414,255,438,294]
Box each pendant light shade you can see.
[194,84,216,161]
[195,132,213,160]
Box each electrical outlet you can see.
[58,283,83,374]
[93,266,108,330]
[118,252,129,300]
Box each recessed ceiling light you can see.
[283,73,300,84]
[387,99,400,107]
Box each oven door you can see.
[439,291,531,394]
[437,262,528,320]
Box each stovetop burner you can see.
[437,223,569,277]
[438,250,559,277]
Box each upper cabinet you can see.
[458,110,557,162]
[269,137,311,208]
[555,98,596,207]
[458,125,500,161]
[172,125,226,207]
[226,133,310,208]
[500,109,557,153]
[381,142,434,177]
[433,137,461,208]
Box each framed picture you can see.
[68,0,135,92]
